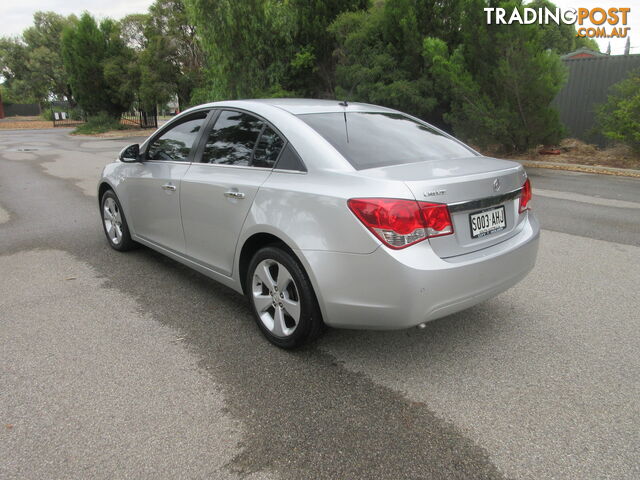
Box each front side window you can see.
[298,112,476,170]
[147,113,207,162]
[202,110,264,166]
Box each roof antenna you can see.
[338,78,361,141]
[338,78,361,108]
[343,109,349,143]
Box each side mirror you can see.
[119,144,140,163]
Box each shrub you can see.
[42,107,85,122]
[597,69,640,152]
[41,109,57,121]
[72,112,124,134]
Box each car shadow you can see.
[85,241,511,480]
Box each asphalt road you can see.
[1,129,639,480]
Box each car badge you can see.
[425,189,447,197]
[493,178,501,192]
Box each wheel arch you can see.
[238,232,298,294]
[98,180,136,237]
[238,230,327,329]
[98,181,113,206]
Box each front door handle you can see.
[224,190,246,199]
[161,183,177,191]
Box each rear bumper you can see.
[301,213,540,329]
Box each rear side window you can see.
[147,113,208,162]
[202,110,264,166]
[298,112,476,170]
[253,126,285,168]
[274,144,306,172]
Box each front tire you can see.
[246,246,324,348]
[101,190,137,251]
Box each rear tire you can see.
[246,246,324,348]
[101,190,137,251]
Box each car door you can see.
[125,111,210,254]
[180,109,286,276]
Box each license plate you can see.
[469,206,506,238]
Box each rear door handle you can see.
[161,183,177,191]
[224,190,245,199]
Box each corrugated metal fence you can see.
[552,54,640,146]
[1,103,41,117]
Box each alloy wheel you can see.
[103,197,123,245]
[252,259,301,338]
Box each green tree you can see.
[185,0,365,101]
[61,13,135,117]
[120,14,149,51]
[139,0,204,110]
[422,0,566,151]
[597,70,640,152]
[526,0,599,54]
[285,0,368,97]
[329,0,466,125]
[0,38,38,103]
[330,0,567,150]
[185,0,297,100]
[0,12,76,104]
[575,37,600,53]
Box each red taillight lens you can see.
[348,198,453,249]
[519,178,532,213]
[421,203,454,237]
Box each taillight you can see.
[347,198,453,249]
[519,178,532,213]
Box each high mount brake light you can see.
[347,198,453,249]
[519,178,532,213]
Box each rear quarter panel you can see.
[237,169,416,322]
[240,169,415,254]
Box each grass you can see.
[72,113,124,135]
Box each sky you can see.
[0,0,637,55]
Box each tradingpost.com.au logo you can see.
[484,7,631,39]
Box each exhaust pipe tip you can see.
[417,322,427,329]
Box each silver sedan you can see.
[98,99,539,348]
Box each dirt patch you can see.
[72,128,156,138]
[519,161,640,178]
[0,120,55,130]
[0,115,41,122]
[499,139,640,170]
[0,117,156,135]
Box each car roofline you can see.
[178,98,400,116]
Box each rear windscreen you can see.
[298,112,476,170]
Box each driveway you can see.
[1,129,639,479]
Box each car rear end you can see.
[303,174,538,330]
[294,108,539,329]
